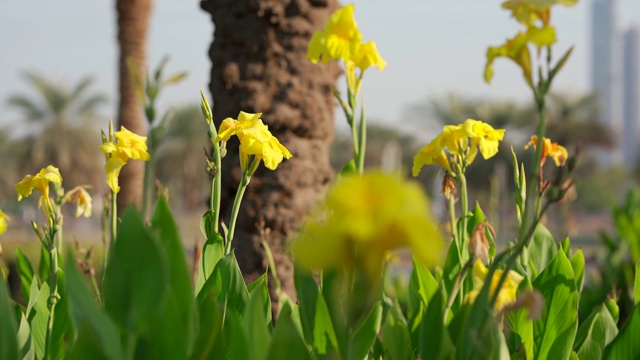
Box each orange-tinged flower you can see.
[65,186,93,218]
[292,171,443,283]
[525,135,568,166]
[16,165,63,220]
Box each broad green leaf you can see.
[50,269,73,360]
[210,252,250,319]
[604,302,640,359]
[66,253,124,360]
[247,272,272,326]
[26,278,49,360]
[0,277,19,360]
[381,300,412,360]
[532,249,578,360]
[570,249,585,295]
[149,196,196,359]
[224,311,250,359]
[15,248,35,301]
[408,257,439,349]
[574,304,618,360]
[195,233,224,295]
[527,224,557,278]
[102,207,169,336]
[243,274,272,360]
[16,313,32,358]
[268,302,310,360]
[192,279,224,360]
[38,247,50,285]
[349,301,382,360]
[199,209,214,239]
[635,261,640,305]
[420,290,454,360]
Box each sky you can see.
[1,0,640,131]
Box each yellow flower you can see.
[65,186,93,218]
[216,111,292,171]
[16,166,63,220]
[484,26,556,85]
[525,135,568,166]
[0,209,9,236]
[502,0,577,27]
[466,259,524,314]
[292,171,443,282]
[307,4,362,65]
[352,41,387,72]
[100,125,150,193]
[413,120,504,176]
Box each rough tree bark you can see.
[200,0,339,300]
[115,0,152,210]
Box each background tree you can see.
[115,0,152,210]
[7,72,106,190]
[200,0,340,300]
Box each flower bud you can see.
[509,289,545,320]
[442,173,457,200]
[469,221,494,263]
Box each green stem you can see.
[101,194,109,276]
[141,154,152,221]
[459,171,470,246]
[225,172,250,254]
[210,142,222,235]
[444,257,474,320]
[44,244,59,360]
[110,191,117,252]
[356,100,366,173]
[448,191,460,259]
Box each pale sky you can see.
[1,0,640,130]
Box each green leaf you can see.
[339,159,357,176]
[102,207,169,336]
[16,313,32,358]
[209,252,250,319]
[38,246,50,285]
[532,249,578,360]
[65,253,125,360]
[574,304,618,360]
[195,233,224,295]
[506,278,534,359]
[268,302,310,360]
[408,257,439,349]
[604,302,640,359]
[0,277,19,360]
[25,278,49,360]
[192,279,224,360]
[349,301,382,360]
[635,261,640,305]
[420,290,454,360]
[243,274,273,360]
[148,196,196,359]
[162,72,188,86]
[15,248,36,301]
[527,224,557,278]
[381,300,412,360]
[570,249,585,295]
[50,269,73,360]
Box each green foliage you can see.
[0,277,19,360]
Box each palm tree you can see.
[155,105,210,210]
[7,72,107,189]
[115,0,152,211]
[200,0,340,298]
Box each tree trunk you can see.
[200,0,339,301]
[115,0,152,211]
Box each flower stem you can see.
[225,172,249,254]
[110,190,117,252]
[356,100,366,173]
[210,142,222,235]
[44,244,59,359]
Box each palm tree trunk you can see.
[201,0,339,301]
[115,0,152,211]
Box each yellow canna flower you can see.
[484,26,556,85]
[100,125,150,193]
[307,4,362,65]
[465,259,524,314]
[352,41,387,72]
[0,209,9,236]
[216,111,292,172]
[525,135,568,166]
[16,166,63,220]
[292,171,443,283]
[64,186,93,218]
[413,120,505,176]
[502,0,577,27]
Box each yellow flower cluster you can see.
[307,4,386,73]
[485,0,578,85]
[466,260,524,314]
[100,125,150,193]
[0,209,9,236]
[216,111,292,172]
[292,171,443,282]
[525,135,568,166]
[413,119,505,176]
[16,165,63,220]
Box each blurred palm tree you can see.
[7,72,107,189]
[155,105,210,210]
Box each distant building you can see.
[591,0,623,165]
[623,27,639,165]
